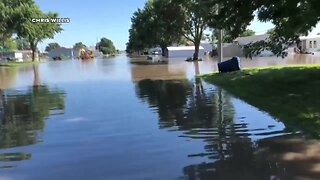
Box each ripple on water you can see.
[0,152,32,162]
[0,56,317,179]
[0,152,31,169]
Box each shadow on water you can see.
[135,76,320,180]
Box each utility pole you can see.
[218,29,223,63]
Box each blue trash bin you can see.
[218,56,241,73]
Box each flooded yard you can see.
[0,55,320,180]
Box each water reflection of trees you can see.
[135,78,234,130]
[0,85,65,149]
[135,78,283,180]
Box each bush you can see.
[97,37,117,55]
[100,47,116,55]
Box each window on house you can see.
[314,41,317,48]
[310,41,313,48]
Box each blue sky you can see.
[35,0,275,51]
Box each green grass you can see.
[201,64,320,137]
[0,61,40,67]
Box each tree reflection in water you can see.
[0,85,65,149]
[135,78,288,180]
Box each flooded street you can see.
[0,55,320,180]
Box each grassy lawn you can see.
[201,64,320,137]
[0,61,40,67]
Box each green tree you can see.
[97,38,116,55]
[0,7,11,49]
[15,37,30,50]
[241,29,255,37]
[130,0,320,58]
[1,37,17,51]
[205,0,320,57]
[15,3,62,61]
[126,0,186,55]
[149,0,186,55]
[45,42,60,52]
[266,28,275,35]
[0,0,34,47]
[126,6,153,54]
[73,42,87,49]
[127,0,209,60]
[178,0,210,60]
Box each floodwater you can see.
[0,55,320,180]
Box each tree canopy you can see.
[127,0,320,58]
[207,0,320,57]
[1,37,17,51]
[126,0,258,60]
[126,0,186,55]
[97,37,117,55]
[15,37,30,50]
[0,0,62,61]
[0,0,34,44]
[73,42,87,49]
[45,42,60,52]
[179,0,211,60]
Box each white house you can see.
[233,34,269,46]
[233,34,274,57]
[298,35,320,53]
[0,51,24,62]
[200,41,213,54]
[48,47,81,60]
[164,46,205,58]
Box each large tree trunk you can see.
[161,46,166,57]
[193,60,200,75]
[33,64,40,87]
[0,89,3,120]
[193,42,200,61]
[31,49,36,62]
[30,42,37,62]
[217,29,223,63]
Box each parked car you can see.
[151,50,161,55]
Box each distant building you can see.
[233,34,269,46]
[48,47,81,60]
[219,34,275,57]
[0,51,23,62]
[20,50,35,60]
[298,35,320,53]
[200,41,213,55]
[164,46,205,58]
[181,41,213,55]
[297,22,320,53]
[87,46,103,57]
[0,50,35,62]
[234,34,274,56]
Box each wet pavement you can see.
[0,55,320,180]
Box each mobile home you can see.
[164,46,205,58]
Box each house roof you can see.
[51,47,73,51]
[200,40,212,44]
[50,47,83,52]
[233,34,269,45]
[300,35,320,40]
[185,41,212,46]
[167,46,204,51]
